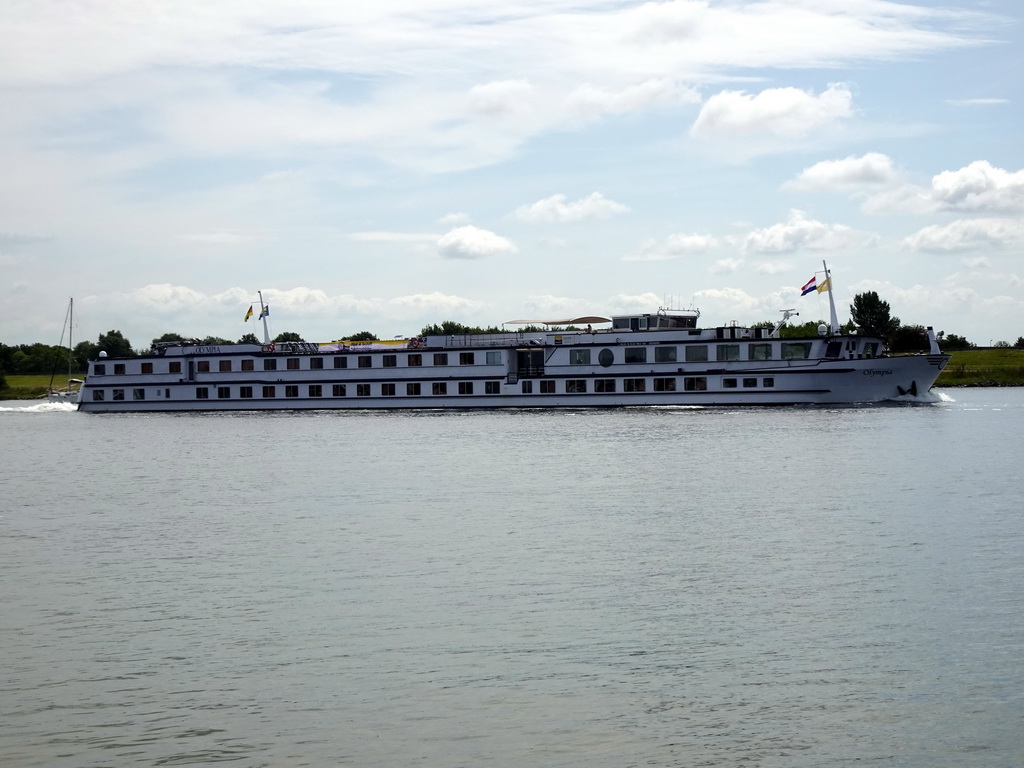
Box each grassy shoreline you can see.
[3,350,1022,399]
[934,348,1024,388]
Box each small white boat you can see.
[48,298,81,404]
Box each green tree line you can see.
[4,291,1023,376]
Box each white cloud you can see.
[946,98,1008,106]
[742,209,871,253]
[388,291,486,315]
[467,80,534,117]
[515,192,630,223]
[785,152,899,191]
[566,79,698,119]
[624,233,718,261]
[902,218,1024,253]
[438,212,471,226]
[755,260,793,275]
[863,160,1024,215]
[437,225,517,259]
[691,83,854,139]
[930,161,1024,213]
[710,258,743,274]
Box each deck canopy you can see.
[503,315,612,326]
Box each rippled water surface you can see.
[2,390,1022,767]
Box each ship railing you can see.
[427,332,541,348]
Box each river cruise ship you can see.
[77,281,949,413]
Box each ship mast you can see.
[258,290,270,345]
[822,260,841,336]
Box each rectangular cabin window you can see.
[92,390,105,401]
[287,358,300,370]
[570,349,591,365]
[485,381,500,394]
[459,352,475,365]
[458,382,473,395]
[197,361,210,373]
[407,382,421,396]
[217,386,230,398]
[624,347,647,364]
[219,360,232,372]
[262,385,276,398]
[332,384,346,397]
[382,383,396,396]
[624,378,646,392]
[717,345,740,362]
[863,342,878,358]
[521,381,533,394]
[264,359,277,371]
[408,354,422,367]
[114,364,126,375]
[595,379,615,393]
[781,342,812,360]
[433,353,448,366]
[334,357,348,369]
[685,346,708,363]
[655,346,677,363]
[432,382,447,395]
[723,378,738,388]
[310,357,324,369]
[94,364,107,375]
[566,379,587,393]
[240,386,253,398]
[309,384,322,397]
[195,387,209,399]
[112,389,125,400]
[382,355,397,368]
[285,385,298,398]
[683,377,707,391]
[356,384,370,397]
[358,356,372,368]
[540,380,555,393]
[241,359,254,371]
[141,362,153,374]
[749,343,772,361]
[743,378,757,388]
[654,377,676,391]
[133,388,146,400]
[486,351,501,365]
[763,378,775,388]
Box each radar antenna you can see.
[772,308,798,337]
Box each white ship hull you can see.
[78,325,950,413]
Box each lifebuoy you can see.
[263,342,275,353]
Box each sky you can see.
[2,0,1022,348]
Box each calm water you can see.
[1,390,1022,767]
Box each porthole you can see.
[598,348,614,367]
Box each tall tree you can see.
[850,292,900,339]
[96,329,136,357]
[273,331,305,343]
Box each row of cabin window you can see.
[522,377,773,393]
[90,376,777,401]
[569,343,811,365]
[91,381,503,400]
[94,351,502,376]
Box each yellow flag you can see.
[816,278,831,293]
